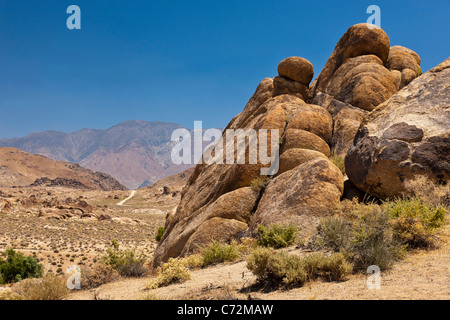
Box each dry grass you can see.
[12,274,69,300]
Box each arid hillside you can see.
[0,121,195,189]
[0,147,126,191]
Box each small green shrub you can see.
[0,249,43,284]
[257,224,297,249]
[101,240,148,277]
[302,252,353,282]
[312,217,353,252]
[246,248,352,287]
[155,227,165,242]
[249,177,268,192]
[201,241,241,267]
[147,258,191,289]
[351,211,405,270]
[385,197,446,248]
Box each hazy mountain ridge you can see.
[0,121,195,189]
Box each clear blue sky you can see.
[0,0,449,138]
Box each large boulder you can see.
[310,24,421,157]
[278,57,315,86]
[250,158,344,237]
[346,58,450,199]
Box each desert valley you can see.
[0,21,449,302]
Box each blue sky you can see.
[0,0,449,138]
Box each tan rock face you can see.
[285,104,333,143]
[182,218,248,255]
[278,148,328,176]
[310,24,421,157]
[282,129,331,157]
[250,158,344,237]
[346,58,450,199]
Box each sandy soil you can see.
[68,225,450,301]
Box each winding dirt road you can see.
[117,190,136,206]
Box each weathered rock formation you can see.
[311,24,421,156]
[154,58,341,266]
[152,23,437,266]
[346,58,450,199]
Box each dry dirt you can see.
[68,225,450,301]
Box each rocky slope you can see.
[0,121,194,189]
[346,57,450,199]
[0,147,126,190]
[153,23,445,266]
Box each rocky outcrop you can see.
[153,24,436,266]
[346,58,450,199]
[311,24,421,156]
[153,56,342,266]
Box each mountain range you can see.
[0,121,195,189]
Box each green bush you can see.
[0,249,43,284]
[147,258,191,289]
[385,198,446,248]
[155,227,165,242]
[246,248,352,287]
[312,217,353,252]
[257,224,297,249]
[201,241,241,267]
[101,240,148,277]
[351,211,405,270]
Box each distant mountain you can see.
[0,147,126,190]
[0,121,195,189]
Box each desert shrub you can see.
[0,288,23,300]
[351,211,405,270]
[385,197,447,248]
[101,240,148,277]
[201,241,241,267]
[257,224,297,249]
[81,264,120,289]
[246,248,352,287]
[0,249,43,284]
[13,274,69,300]
[311,217,353,252]
[403,175,449,207]
[246,247,273,280]
[155,227,165,242]
[249,177,268,192]
[302,252,353,282]
[267,251,307,286]
[147,258,191,289]
[182,254,204,269]
[329,155,346,175]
